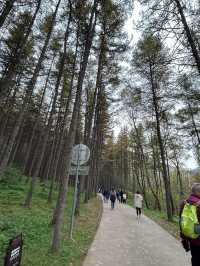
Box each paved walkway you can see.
[83,200,191,266]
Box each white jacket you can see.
[134,194,143,208]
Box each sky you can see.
[113,0,198,170]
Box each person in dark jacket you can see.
[106,190,110,202]
[110,188,116,209]
[180,183,200,266]
[116,190,120,202]
[103,189,107,202]
[120,190,123,203]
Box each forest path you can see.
[83,199,190,266]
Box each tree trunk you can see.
[174,0,200,74]
[24,3,72,207]
[152,138,162,210]
[165,150,175,215]
[51,0,98,252]
[0,0,42,102]
[23,54,55,173]
[84,33,105,202]
[136,162,149,209]
[0,74,21,156]
[188,102,200,145]
[0,0,61,177]
[132,117,161,210]
[48,18,79,203]
[150,69,173,220]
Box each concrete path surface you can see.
[83,200,191,266]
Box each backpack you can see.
[180,202,200,239]
[110,192,116,201]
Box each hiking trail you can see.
[83,199,190,266]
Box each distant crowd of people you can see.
[100,187,143,218]
[102,189,127,204]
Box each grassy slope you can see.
[0,168,102,266]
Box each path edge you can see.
[80,194,103,266]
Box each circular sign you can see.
[71,144,90,166]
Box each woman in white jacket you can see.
[134,191,143,218]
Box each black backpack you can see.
[110,192,116,201]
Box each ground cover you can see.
[0,168,102,266]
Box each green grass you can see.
[0,168,102,266]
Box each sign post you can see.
[4,234,23,266]
[69,144,90,239]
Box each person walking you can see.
[116,190,120,202]
[110,188,117,210]
[120,190,123,203]
[180,183,200,266]
[123,192,127,204]
[102,189,106,202]
[134,191,143,220]
[106,190,110,202]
